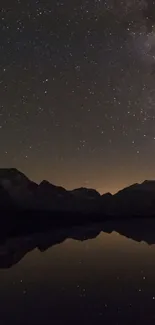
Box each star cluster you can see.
[1,0,155,193]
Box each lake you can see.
[1,219,155,324]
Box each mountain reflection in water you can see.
[1,219,155,324]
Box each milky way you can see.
[1,0,155,193]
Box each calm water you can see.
[1,220,155,324]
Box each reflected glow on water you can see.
[0,227,155,324]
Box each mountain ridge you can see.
[0,168,155,218]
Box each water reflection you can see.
[1,219,155,324]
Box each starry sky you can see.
[1,0,155,193]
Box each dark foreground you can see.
[1,218,155,324]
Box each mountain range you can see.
[0,168,155,219]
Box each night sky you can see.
[1,0,155,193]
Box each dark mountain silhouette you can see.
[1,168,155,224]
[1,219,155,268]
[0,168,37,209]
[0,168,102,212]
[0,184,15,210]
[109,180,155,217]
[36,180,72,211]
[71,187,100,199]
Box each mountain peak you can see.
[39,180,68,196]
[71,187,100,198]
[143,180,155,184]
[0,168,36,197]
[141,180,155,190]
[0,168,29,180]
